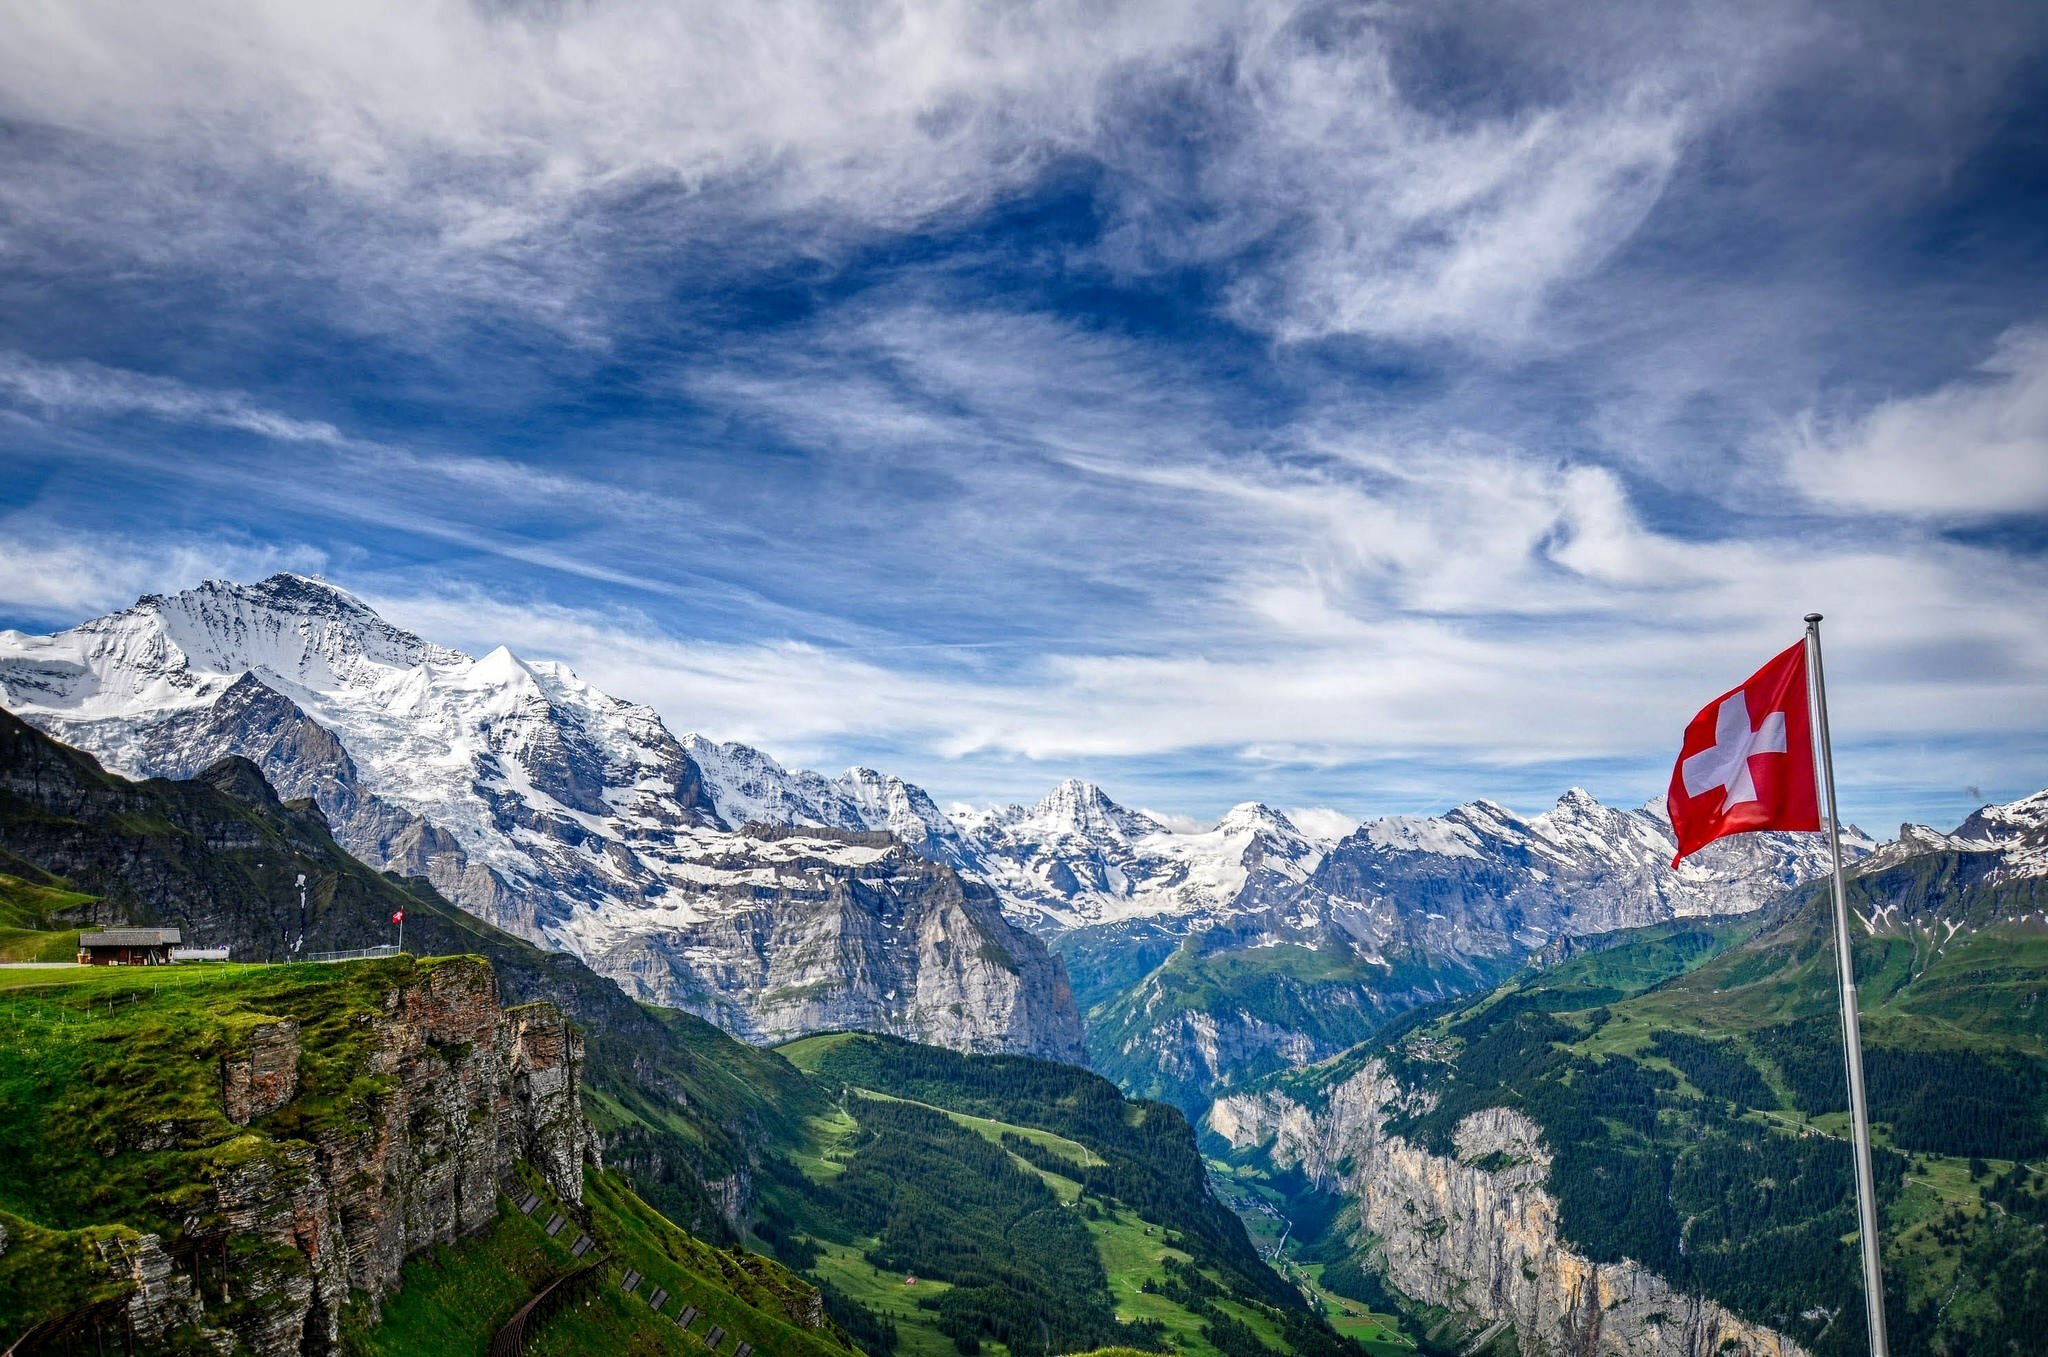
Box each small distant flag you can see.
[391,910,404,925]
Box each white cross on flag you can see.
[1667,639,1820,865]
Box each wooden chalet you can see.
[76,927,181,966]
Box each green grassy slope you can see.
[0,706,825,1246]
[1221,857,2048,1357]
[1,710,1412,1354]
[0,956,471,1234]
[0,956,465,1347]
[0,957,852,1356]
[778,1032,1360,1357]
[0,858,92,961]
[356,1163,853,1357]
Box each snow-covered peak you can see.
[675,735,969,862]
[1311,782,1873,933]
[1360,797,1536,860]
[1528,787,1625,834]
[1858,821,1972,871]
[1014,778,1163,843]
[1446,798,1533,840]
[147,574,462,678]
[1956,789,2048,844]
[1213,802,1299,839]
[1363,812,1488,859]
[456,644,553,711]
[953,784,1325,931]
[0,574,469,722]
[469,642,535,682]
[1929,788,2048,879]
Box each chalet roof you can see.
[78,928,182,947]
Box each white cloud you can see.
[1136,808,1210,834]
[1,3,2042,838]
[361,586,1003,754]
[1283,806,1361,842]
[1788,324,2048,515]
[0,352,348,445]
[1198,22,1696,345]
[0,1,1797,348]
[657,294,2048,793]
[3,493,2042,822]
[356,481,2048,778]
[0,526,325,624]
[9,327,2039,809]
[0,0,1237,336]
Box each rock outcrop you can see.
[193,959,585,1355]
[1209,1063,1805,1357]
[96,1231,206,1344]
[222,1019,301,1124]
[577,826,1085,1061]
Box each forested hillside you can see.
[778,1032,1353,1357]
[1210,865,2048,1357]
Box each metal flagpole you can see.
[1803,613,1889,1357]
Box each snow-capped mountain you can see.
[680,735,975,868]
[1280,786,1876,953]
[951,781,1332,931]
[1935,789,2048,879]
[1833,788,2048,943]
[0,576,1081,1060]
[1081,787,1880,1114]
[18,572,2030,1111]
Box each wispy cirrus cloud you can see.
[1131,7,1712,346]
[0,0,1809,351]
[1787,324,2048,516]
[0,523,327,625]
[3,1,2047,835]
[0,352,350,445]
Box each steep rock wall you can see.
[198,960,587,1354]
[581,829,1085,1062]
[1209,1063,1804,1357]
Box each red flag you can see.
[391,910,404,925]
[1668,640,1820,865]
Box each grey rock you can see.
[206,957,589,1354]
[579,827,1083,1061]
[1209,1064,1805,1357]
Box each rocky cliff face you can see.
[1209,1063,1805,1357]
[573,825,1085,1060]
[0,958,591,1357]
[217,958,590,1354]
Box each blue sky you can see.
[2,0,2046,834]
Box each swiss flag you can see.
[1667,639,1820,865]
[391,910,404,925]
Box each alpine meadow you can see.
[1,3,2045,1356]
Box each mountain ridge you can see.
[0,573,1929,1099]
[0,575,1083,1061]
